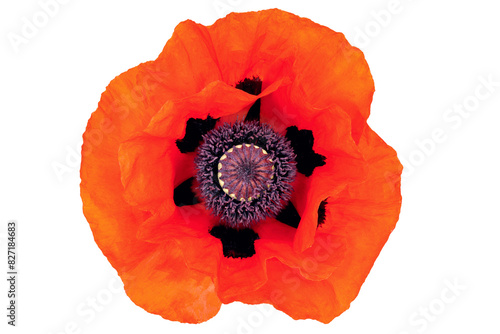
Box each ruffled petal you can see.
[255,218,346,280]
[121,240,221,323]
[118,135,170,209]
[156,20,222,95]
[118,134,195,210]
[81,62,175,272]
[137,205,269,300]
[215,254,268,300]
[227,258,342,323]
[207,9,373,141]
[290,106,368,252]
[81,62,224,321]
[206,10,296,85]
[137,203,221,276]
[325,125,402,310]
[261,93,368,252]
[144,79,283,138]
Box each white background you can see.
[1,0,500,333]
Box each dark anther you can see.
[275,200,301,228]
[317,199,328,227]
[236,77,262,122]
[176,116,218,153]
[209,225,260,258]
[285,126,326,176]
[173,177,200,207]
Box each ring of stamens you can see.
[217,144,275,202]
[195,121,297,227]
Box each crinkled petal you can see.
[118,134,195,210]
[227,258,342,323]
[81,62,175,272]
[156,20,222,95]
[137,204,221,277]
[289,106,368,252]
[325,125,403,310]
[207,9,374,141]
[121,240,221,323]
[261,97,368,252]
[81,62,223,322]
[144,79,283,138]
[137,205,269,300]
[255,218,346,280]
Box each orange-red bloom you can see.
[80,9,402,324]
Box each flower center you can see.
[195,121,296,227]
[218,144,274,202]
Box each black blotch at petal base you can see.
[210,225,260,258]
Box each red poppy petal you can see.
[207,9,373,141]
[81,62,173,272]
[121,240,221,323]
[138,206,269,300]
[156,20,222,95]
[118,133,195,210]
[144,79,283,138]
[226,258,342,323]
[80,183,154,272]
[136,204,221,278]
[256,218,346,280]
[260,102,368,252]
[206,10,275,84]
[292,108,367,252]
[118,134,171,209]
[325,125,402,310]
[215,254,268,300]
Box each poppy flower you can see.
[80,8,402,324]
